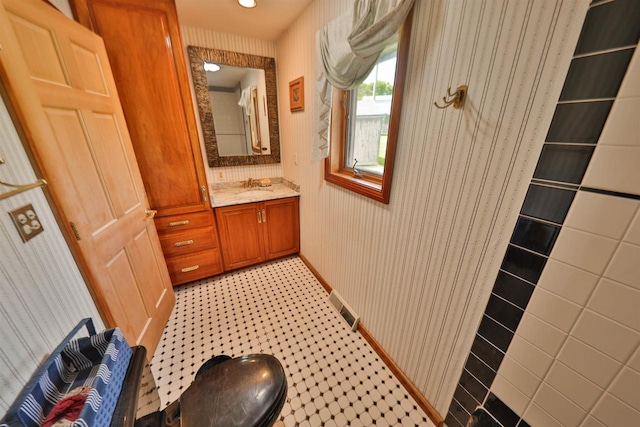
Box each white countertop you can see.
[210,179,300,208]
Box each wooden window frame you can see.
[324,9,413,204]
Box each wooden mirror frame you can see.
[188,46,281,167]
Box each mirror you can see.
[188,46,281,167]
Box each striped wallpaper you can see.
[274,0,587,415]
[0,97,103,411]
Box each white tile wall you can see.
[572,309,639,363]
[581,416,607,427]
[537,259,599,306]
[504,335,554,380]
[592,392,640,427]
[618,49,640,98]
[628,346,640,372]
[563,192,638,239]
[581,146,640,195]
[498,356,541,399]
[545,362,602,411]
[625,210,640,245]
[513,313,566,357]
[598,97,640,147]
[550,227,618,275]
[557,337,622,389]
[490,375,529,416]
[581,48,640,197]
[588,278,640,330]
[608,367,640,409]
[525,288,581,333]
[495,184,640,427]
[523,403,564,427]
[533,384,586,427]
[603,242,640,290]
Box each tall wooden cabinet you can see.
[71,0,224,285]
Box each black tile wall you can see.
[485,295,524,332]
[511,217,560,256]
[559,48,634,101]
[468,408,502,427]
[449,398,471,427]
[465,353,497,389]
[520,184,576,224]
[501,245,547,285]
[454,385,481,414]
[545,101,612,143]
[470,334,505,372]
[447,0,637,424]
[445,412,464,427]
[533,144,595,184]
[484,394,520,427]
[574,0,640,55]
[477,315,514,353]
[459,369,489,404]
[492,271,535,309]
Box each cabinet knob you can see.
[145,209,157,219]
[262,209,266,223]
[258,210,262,224]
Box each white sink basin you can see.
[236,189,274,198]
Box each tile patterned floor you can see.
[150,256,431,426]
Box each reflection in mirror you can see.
[188,47,281,167]
[206,64,270,156]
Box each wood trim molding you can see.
[298,253,445,427]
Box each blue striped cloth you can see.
[1,327,131,427]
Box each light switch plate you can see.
[9,203,44,242]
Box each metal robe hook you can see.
[434,85,467,109]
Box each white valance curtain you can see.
[312,0,415,162]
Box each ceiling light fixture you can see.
[238,0,256,9]
[204,62,221,72]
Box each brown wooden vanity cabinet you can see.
[216,197,300,271]
[71,0,224,284]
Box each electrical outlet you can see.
[9,203,44,242]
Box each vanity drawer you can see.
[155,211,214,233]
[159,226,218,258]
[166,249,223,286]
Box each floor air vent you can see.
[328,290,360,331]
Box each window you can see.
[324,11,413,204]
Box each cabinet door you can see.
[216,204,265,270]
[72,0,209,217]
[263,198,300,260]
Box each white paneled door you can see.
[0,0,174,355]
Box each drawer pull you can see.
[169,220,190,227]
[257,210,262,224]
[181,265,199,273]
[262,209,266,223]
[174,239,194,247]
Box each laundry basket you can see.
[1,318,132,427]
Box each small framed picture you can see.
[289,77,304,112]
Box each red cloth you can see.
[41,394,86,427]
